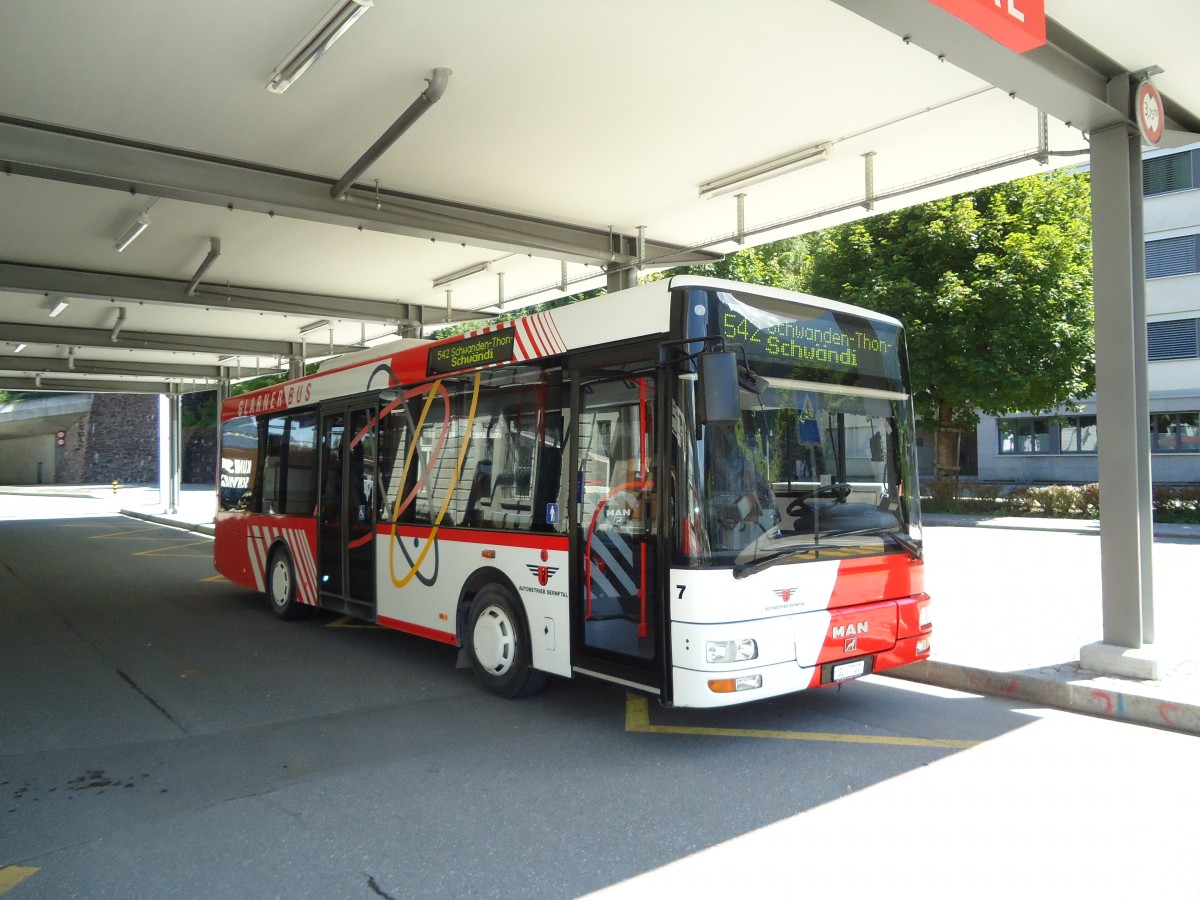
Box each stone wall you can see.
[58,394,159,484]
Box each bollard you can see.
[112,480,119,494]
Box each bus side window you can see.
[378,403,411,522]
[284,413,318,515]
[463,368,562,532]
[261,420,285,514]
[219,415,260,512]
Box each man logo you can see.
[845,636,858,653]
[831,622,868,639]
[526,564,559,587]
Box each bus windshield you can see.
[677,287,921,568]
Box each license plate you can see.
[832,659,866,682]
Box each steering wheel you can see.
[786,481,852,517]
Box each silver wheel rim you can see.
[270,558,290,608]
[472,604,515,676]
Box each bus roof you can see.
[221,277,902,421]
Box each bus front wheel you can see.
[267,546,309,621]
[467,585,547,699]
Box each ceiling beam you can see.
[0,322,359,357]
[0,376,174,394]
[0,116,720,268]
[0,355,275,380]
[0,261,471,325]
[831,2,1200,143]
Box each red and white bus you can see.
[215,276,930,707]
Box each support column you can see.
[216,375,229,508]
[158,388,182,515]
[1081,74,1160,679]
[606,266,637,293]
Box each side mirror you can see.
[697,350,741,425]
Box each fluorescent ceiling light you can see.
[115,212,151,252]
[699,142,833,200]
[48,300,69,317]
[433,261,491,289]
[299,318,331,335]
[268,0,373,94]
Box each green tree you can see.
[804,170,1094,479]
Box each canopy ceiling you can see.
[0,0,1196,393]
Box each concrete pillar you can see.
[158,390,181,515]
[606,266,637,293]
[1080,74,1160,679]
[215,377,229,508]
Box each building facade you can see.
[972,142,1200,485]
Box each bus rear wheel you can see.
[267,546,310,620]
[467,585,547,699]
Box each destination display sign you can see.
[710,291,904,393]
[427,327,517,375]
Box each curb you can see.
[120,509,216,537]
[923,514,1200,541]
[885,660,1200,737]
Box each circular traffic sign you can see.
[1137,78,1164,146]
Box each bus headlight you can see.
[708,674,763,693]
[706,639,758,664]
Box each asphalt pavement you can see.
[5,482,1198,737]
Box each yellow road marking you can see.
[87,526,162,539]
[201,574,228,582]
[0,867,39,894]
[73,524,208,555]
[134,538,212,557]
[624,694,979,749]
[327,615,382,629]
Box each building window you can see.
[1146,235,1200,279]
[1151,412,1200,453]
[1059,415,1098,453]
[1148,318,1200,360]
[1143,150,1195,196]
[998,416,1096,455]
[1000,413,1200,455]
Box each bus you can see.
[214,276,930,707]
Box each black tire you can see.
[467,584,547,699]
[267,545,310,620]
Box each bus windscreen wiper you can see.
[733,527,920,579]
[886,530,922,559]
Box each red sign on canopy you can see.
[928,0,1047,53]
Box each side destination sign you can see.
[428,327,517,375]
